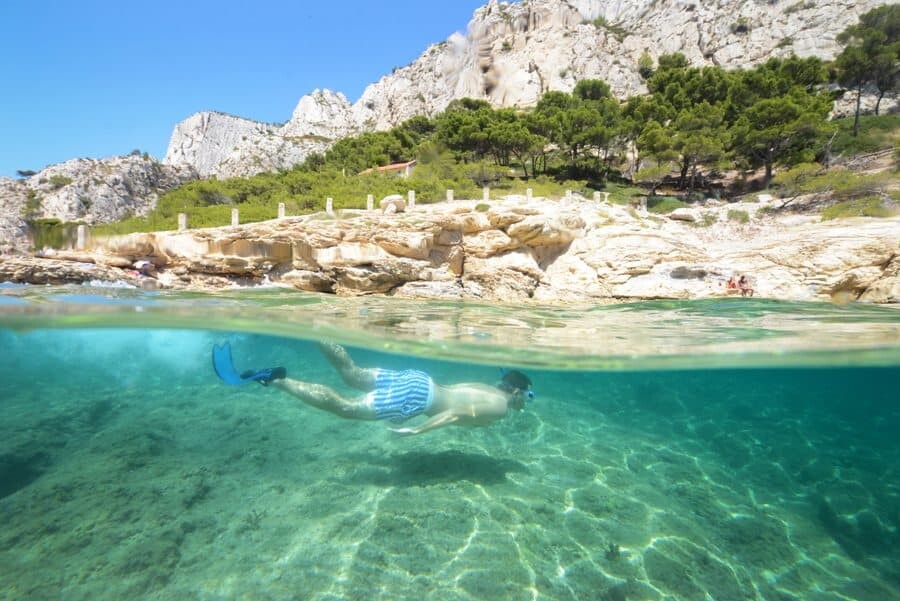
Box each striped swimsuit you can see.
[367,369,435,422]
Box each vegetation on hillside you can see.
[90,6,897,235]
[834,5,900,134]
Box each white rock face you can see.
[0,155,195,252]
[280,89,357,140]
[164,0,893,179]
[163,93,361,179]
[0,178,29,253]
[163,111,325,178]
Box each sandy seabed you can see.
[1,367,898,601]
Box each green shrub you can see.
[590,17,629,40]
[727,209,750,223]
[772,166,893,200]
[696,212,719,227]
[505,176,587,199]
[92,162,484,235]
[777,37,794,48]
[647,196,688,213]
[730,18,751,34]
[830,114,900,156]
[638,51,654,79]
[22,189,41,218]
[27,218,80,249]
[785,1,816,15]
[49,175,73,189]
[821,197,896,220]
[475,203,490,212]
[771,163,822,195]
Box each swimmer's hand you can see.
[389,411,459,436]
[389,427,417,436]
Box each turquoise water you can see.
[1,285,899,600]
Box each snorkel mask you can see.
[499,368,535,401]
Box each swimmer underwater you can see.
[212,342,534,436]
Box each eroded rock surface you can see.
[4,195,896,304]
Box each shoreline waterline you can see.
[2,284,899,371]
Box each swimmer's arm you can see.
[389,410,459,436]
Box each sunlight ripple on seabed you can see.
[0,287,898,600]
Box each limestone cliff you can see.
[0,155,195,253]
[164,0,892,178]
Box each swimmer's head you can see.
[498,369,534,410]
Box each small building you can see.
[359,160,417,179]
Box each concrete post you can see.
[526,188,533,200]
[367,194,374,211]
[593,191,601,202]
[178,213,187,231]
[408,190,416,208]
[603,192,610,203]
[76,225,88,250]
[565,189,572,199]
[446,189,454,202]
[278,203,286,219]
[326,197,334,215]
[231,208,239,226]
[483,187,490,202]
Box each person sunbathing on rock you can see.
[212,342,533,436]
[739,274,754,297]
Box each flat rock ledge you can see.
[1,195,898,304]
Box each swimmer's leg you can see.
[317,342,378,391]
[271,378,376,420]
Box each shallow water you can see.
[1,285,899,600]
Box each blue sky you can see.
[0,0,496,178]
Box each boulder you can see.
[507,213,584,246]
[379,195,406,214]
[464,229,518,258]
[668,208,697,222]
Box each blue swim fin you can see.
[212,342,286,385]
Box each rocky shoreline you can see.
[1,193,897,304]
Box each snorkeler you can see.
[212,342,533,436]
